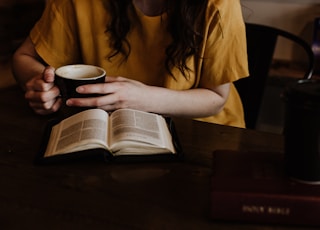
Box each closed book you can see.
[210,150,320,226]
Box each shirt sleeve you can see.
[199,0,249,87]
[30,0,82,68]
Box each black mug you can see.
[55,64,106,118]
[283,79,320,184]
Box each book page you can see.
[109,109,175,154]
[44,109,109,157]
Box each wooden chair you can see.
[234,23,314,131]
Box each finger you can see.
[76,82,119,95]
[30,96,61,112]
[53,97,63,111]
[25,76,55,92]
[35,79,56,92]
[66,93,119,108]
[32,108,52,115]
[43,66,56,83]
[33,106,58,115]
[97,104,117,112]
[29,100,54,110]
[25,86,60,103]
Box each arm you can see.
[65,76,229,119]
[144,82,229,118]
[12,37,61,115]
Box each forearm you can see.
[145,86,228,118]
[12,37,46,89]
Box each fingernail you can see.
[77,86,84,92]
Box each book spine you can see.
[211,191,320,226]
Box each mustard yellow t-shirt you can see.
[30,0,249,127]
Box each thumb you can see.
[43,66,56,83]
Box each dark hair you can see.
[103,0,207,78]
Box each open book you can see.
[37,108,181,163]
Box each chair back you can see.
[235,23,314,130]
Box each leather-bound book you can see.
[210,150,320,226]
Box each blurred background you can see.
[0,0,45,88]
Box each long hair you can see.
[103,0,207,78]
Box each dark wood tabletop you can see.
[0,85,315,230]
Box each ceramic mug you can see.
[55,64,106,117]
[283,79,320,184]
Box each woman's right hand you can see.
[24,66,62,115]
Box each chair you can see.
[234,23,314,131]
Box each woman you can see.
[12,0,249,127]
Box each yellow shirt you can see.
[30,0,249,127]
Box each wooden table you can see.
[0,85,315,230]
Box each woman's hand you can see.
[12,37,62,115]
[24,66,62,115]
[66,76,151,112]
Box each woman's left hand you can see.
[66,76,152,112]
